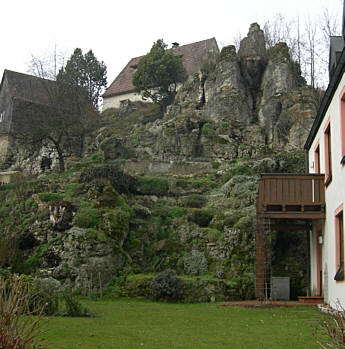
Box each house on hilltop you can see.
[102,38,219,110]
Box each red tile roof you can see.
[103,38,218,98]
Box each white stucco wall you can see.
[102,91,146,110]
[102,83,184,111]
[308,72,345,307]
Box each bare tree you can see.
[304,16,318,88]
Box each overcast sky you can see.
[0,0,342,88]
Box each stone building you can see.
[0,69,54,136]
[0,70,55,168]
[102,38,219,110]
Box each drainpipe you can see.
[306,224,312,296]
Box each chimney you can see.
[329,36,345,79]
[172,42,179,49]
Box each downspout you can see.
[306,224,312,297]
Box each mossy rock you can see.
[96,185,119,208]
[267,42,291,62]
[218,45,237,62]
[154,239,183,254]
[101,209,130,243]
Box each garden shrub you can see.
[73,207,100,229]
[61,292,90,317]
[168,206,186,218]
[183,250,208,276]
[317,305,345,348]
[30,277,60,316]
[88,151,104,163]
[38,192,64,203]
[80,165,137,194]
[182,194,207,208]
[137,177,169,196]
[189,209,214,227]
[151,269,183,302]
[24,198,38,211]
[192,177,218,190]
[64,183,83,200]
[201,123,215,136]
[0,275,45,348]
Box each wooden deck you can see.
[255,173,325,300]
[257,173,325,219]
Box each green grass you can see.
[40,299,322,349]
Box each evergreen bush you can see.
[182,194,207,208]
[189,209,214,227]
[183,250,208,276]
[151,269,183,302]
[73,207,100,229]
[137,177,169,196]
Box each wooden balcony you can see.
[257,173,325,219]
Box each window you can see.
[324,120,332,186]
[340,87,345,165]
[314,143,320,173]
[335,206,344,281]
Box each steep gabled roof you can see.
[103,38,219,98]
[2,70,55,105]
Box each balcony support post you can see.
[255,213,265,300]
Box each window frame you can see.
[339,86,345,165]
[324,118,332,187]
[334,204,344,282]
[314,141,320,174]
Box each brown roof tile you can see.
[103,38,219,98]
[4,70,55,105]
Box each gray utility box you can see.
[271,277,290,300]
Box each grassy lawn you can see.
[40,298,322,349]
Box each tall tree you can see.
[132,39,188,112]
[58,48,107,108]
[15,49,107,172]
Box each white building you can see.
[305,31,345,307]
[255,9,345,306]
[102,38,219,110]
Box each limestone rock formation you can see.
[106,23,320,172]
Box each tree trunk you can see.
[48,136,65,173]
[56,145,65,173]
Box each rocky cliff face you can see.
[0,24,319,301]
[106,23,319,170]
[0,23,318,176]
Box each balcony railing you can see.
[257,173,325,219]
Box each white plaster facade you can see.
[308,72,345,308]
[102,91,144,110]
